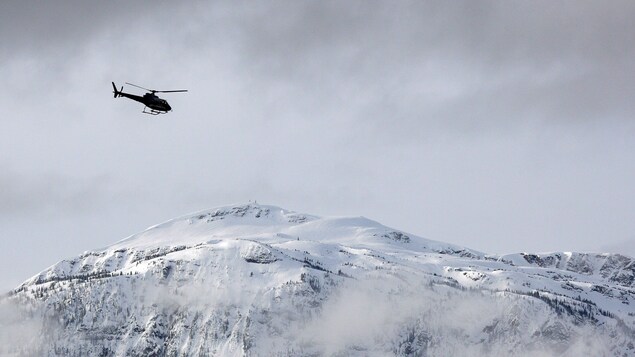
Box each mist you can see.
[1,268,618,356]
[296,272,612,356]
[0,298,50,356]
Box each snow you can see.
[4,202,635,356]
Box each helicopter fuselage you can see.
[116,91,171,113]
[112,82,184,115]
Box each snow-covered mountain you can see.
[2,203,634,356]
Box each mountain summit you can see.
[4,203,635,356]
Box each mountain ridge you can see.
[4,203,635,356]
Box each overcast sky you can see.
[1,1,634,291]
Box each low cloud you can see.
[297,272,613,356]
[0,298,47,355]
[601,238,635,258]
[0,266,619,356]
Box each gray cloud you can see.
[0,1,172,56]
[5,1,634,130]
[229,1,635,131]
[1,1,635,290]
[0,169,116,217]
[64,0,629,158]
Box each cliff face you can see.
[4,204,635,356]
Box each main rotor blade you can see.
[124,82,187,93]
[155,89,188,93]
[125,82,153,92]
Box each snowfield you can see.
[2,203,634,356]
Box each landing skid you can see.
[142,107,167,115]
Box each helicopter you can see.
[112,82,187,115]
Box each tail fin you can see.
[112,82,120,98]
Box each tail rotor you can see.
[112,82,123,98]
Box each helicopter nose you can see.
[166,104,172,111]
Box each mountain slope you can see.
[3,203,635,356]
